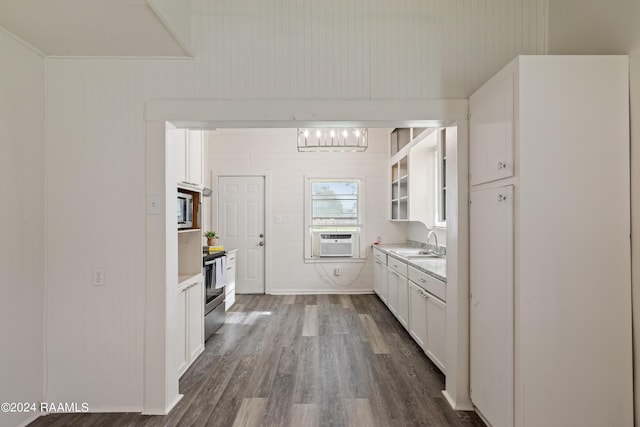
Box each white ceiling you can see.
[0,0,189,56]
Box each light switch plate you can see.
[147,194,161,215]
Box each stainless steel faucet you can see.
[427,230,439,252]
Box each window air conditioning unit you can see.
[319,233,354,257]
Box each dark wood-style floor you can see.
[30,294,483,427]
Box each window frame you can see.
[304,176,366,262]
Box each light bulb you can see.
[303,130,309,138]
[354,130,361,137]
[315,130,322,138]
[342,130,348,138]
[329,130,336,138]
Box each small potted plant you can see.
[203,231,218,246]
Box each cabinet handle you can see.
[498,194,507,202]
[375,260,382,265]
[226,267,232,270]
[498,161,507,169]
[419,278,427,283]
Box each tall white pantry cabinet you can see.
[469,56,633,427]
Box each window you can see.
[305,177,364,260]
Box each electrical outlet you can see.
[92,268,105,286]
[334,267,341,276]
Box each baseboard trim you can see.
[16,412,41,427]
[268,289,375,295]
[142,394,182,416]
[442,390,474,411]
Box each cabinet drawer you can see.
[408,266,445,301]
[388,255,408,277]
[373,248,387,264]
[226,251,237,265]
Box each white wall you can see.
[205,128,408,293]
[547,0,640,419]
[0,30,45,427]
[192,0,546,100]
[44,59,193,411]
[43,0,547,413]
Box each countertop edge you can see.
[373,244,447,283]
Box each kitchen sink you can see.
[390,249,443,259]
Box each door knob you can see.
[259,233,264,238]
[259,241,264,246]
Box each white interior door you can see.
[218,176,265,294]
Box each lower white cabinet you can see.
[425,295,446,372]
[225,250,237,310]
[373,249,388,303]
[387,263,409,329]
[408,280,446,373]
[178,278,205,377]
[408,281,428,349]
[375,249,446,374]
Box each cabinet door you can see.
[470,185,514,427]
[187,280,204,361]
[225,261,236,310]
[408,281,428,350]
[177,288,188,376]
[374,258,388,303]
[470,71,514,185]
[187,130,204,187]
[426,295,446,373]
[397,275,409,329]
[387,268,399,315]
[171,128,188,184]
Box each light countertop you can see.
[373,244,446,283]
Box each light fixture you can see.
[297,128,368,152]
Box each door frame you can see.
[143,99,470,415]
[213,173,271,295]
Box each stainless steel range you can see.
[203,250,226,341]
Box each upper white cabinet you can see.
[469,71,514,186]
[171,128,204,189]
[390,128,439,225]
[469,56,633,427]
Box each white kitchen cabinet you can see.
[387,257,409,328]
[389,128,438,224]
[469,70,514,186]
[172,128,204,189]
[178,277,205,377]
[469,56,633,427]
[425,286,446,373]
[470,185,513,427]
[373,249,388,303]
[225,250,237,310]
[408,281,427,349]
[409,278,447,374]
[176,285,188,375]
[386,267,399,316]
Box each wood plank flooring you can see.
[29,294,483,427]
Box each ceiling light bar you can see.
[297,128,368,152]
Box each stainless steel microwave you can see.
[177,191,193,229]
